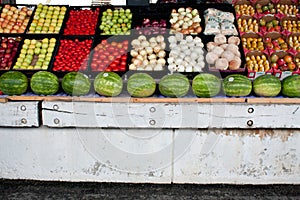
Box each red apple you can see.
[271,62,279,69]
[277,58,285,66]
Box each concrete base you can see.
[0,127,299,184]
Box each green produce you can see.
[159,73,190,97]
[0,71,28,95]
[192,73,221,97]
[62,72,91,96]
[30,71,59,95]
[282,75,300,97]
[253,75,281,97]
[94,72,123,97]
[127,73,156,97]
[223,74,252,97]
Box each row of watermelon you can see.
[0,71,299,98]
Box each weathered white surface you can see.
[42,102,300,128]
[0,101,39,127]
[173,129,300,184]
[0,127,299,184]
[0,127,172,183]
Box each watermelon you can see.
[282,75,300,97]
[30,71,59,95]
[253,74,281,97]
[94,72,123,97]
[127,73,156,97]
[0,71,28,95]
[223,74,252,97]
[192,73,221,97]
[62,72,91,96]
[159,73,190,97]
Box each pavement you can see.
[1,180,300,199]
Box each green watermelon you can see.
[282,75,300,97]
[192,73,221,97]
[30,71,59,95]
[127,73,156,97]
[94,72,123,97]
[159,73,190,97]
[223,74,252,97]
[253,75,281,97]
[62,72,91,96]
[0,71,28,95]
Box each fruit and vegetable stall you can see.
[0,0,300,184]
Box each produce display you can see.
[63,8,100,35]
[169,7,202,35]
[0,5,33,33]
[28,4,67,34]
[0,2,300,100]
[167,33,205,72]
[13,38,56,70]
[30,71,59,95]
[91,39,128,72]
[99,8,132,35]
[130,35,166,71]
[53,38,92,71]
[0,37,21,70]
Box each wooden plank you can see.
[0,101,39,127]
[0,98,7,103]
[247,98,300,104]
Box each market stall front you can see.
[0,0,300,184]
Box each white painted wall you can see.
[0,127,299,184]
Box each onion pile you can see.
[206,34,241,70]
[167,33,205,72]
[169,7,202,35]
[129,35,166,71]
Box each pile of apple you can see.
[270,54,296,71]
[99,8,132,35]
[91,40,128,71]
[63,8,100,35]
[264,36,288,51]
[255,2,276,14]
[13,38,56,70]
[0,37,21,70]
[259,18,281,32]
[53,39,93,72]
[0,5,33,33]
[28,4,67,34]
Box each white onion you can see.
[139,49,147,56]
[157,50,166,58]
[157,58,166,65]
[168,36,177,44]
[138,35,146,41]
[155,64,163,71]
[149,59,157,65]
[145,46,153,55]
[141,40,150,48]
[129,64,136,70]
[130,50,138,57]
[149,37,156,43]
[167,57,175,64]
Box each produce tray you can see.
[50,35,94,78]
[10,34,59,76]
[62,6,101,36]
[0,36,23,72]
[89,35,131,78]
[0,4,36,35]
[25,4,69,36]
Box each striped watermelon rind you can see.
[282,75,300,97]
[0,71,28,95]
[192,73,221,97]
[94,72,123,97]
[223,74,252,97]
[62,72,91,96]
[159,73,190,98]
[30,71,59,95]
[127,73,156,98]
[253,74,281,97]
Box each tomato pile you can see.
[63,8,100,35]
[53,38,92,71]
[91,40,128,71]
